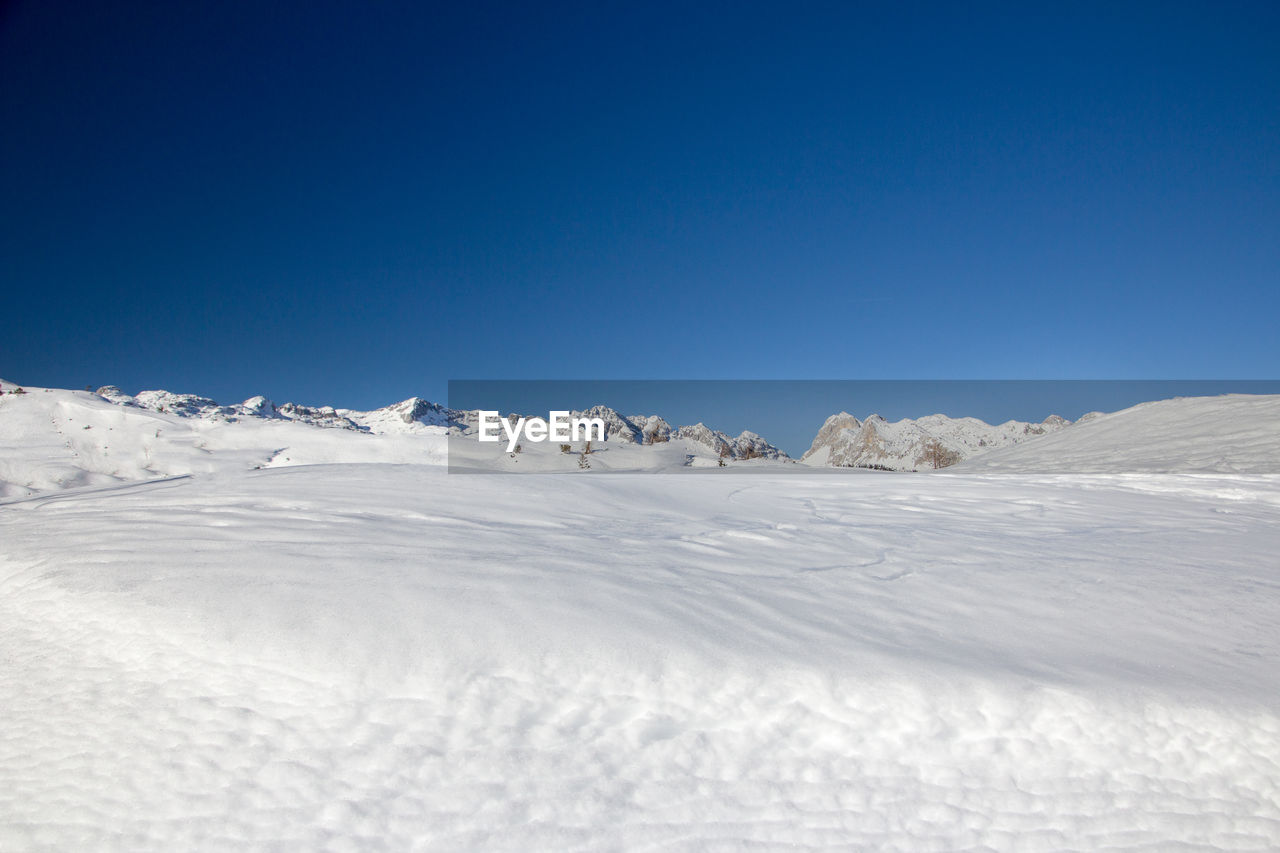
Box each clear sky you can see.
[2,1,1277,414]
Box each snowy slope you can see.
[802,410,1072,470]
[2,464,1279,849]
[4,382,1280,847]
[960,394,1280,474]
[0,386,446,499]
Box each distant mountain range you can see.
[91,387,789,461]
[4,381,1278,493]
[89,386,1115,469]
[799,411,1092,471]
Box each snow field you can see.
[3,464,1279,849]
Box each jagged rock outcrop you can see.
[132,390,245,421]
[95,386,139,407]
[673,423,787,460]
[802,411,1073,471]
[277,402,364,431]
[571,406,644,443]
[629,415,673,445]
[340,397,461,433]
[239,396,278,418]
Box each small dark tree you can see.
[921,440,960,470]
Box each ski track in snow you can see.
[3,463,1280,850]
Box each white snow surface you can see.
[3,385,1280,849]
[959,394,1280,475]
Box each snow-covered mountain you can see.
[672,423,787,460]
[566,405,658,445]
[562,407,785,459]
[801,411,1072,471]
[93,389,789,461]
[97,386,459,433]
[0,383,797,495]
[0,384,453,499]
[12,381,1275,488]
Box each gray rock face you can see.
[802,412,1074,471]
[672,423,787,460]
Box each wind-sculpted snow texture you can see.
[3,465,1280,850]
[3,383,1280,849]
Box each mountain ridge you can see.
[800,410,1074,471]
[91,387,789,461]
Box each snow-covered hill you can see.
[0,384,795,494]
[801,410,1072,470]
[0,385,449,500]
[958,393,1280,474]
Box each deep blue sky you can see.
[2,1,1277,413]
